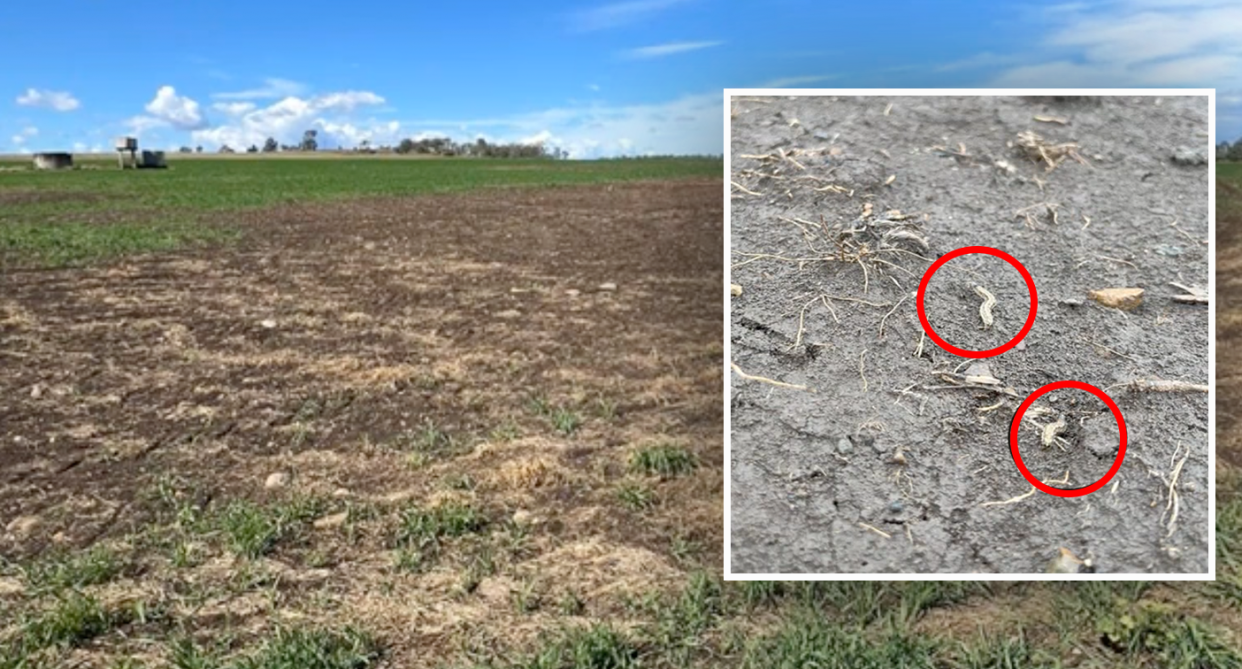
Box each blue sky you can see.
[0,1,1235,157]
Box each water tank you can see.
[32,153,73,170]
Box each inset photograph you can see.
[726,91,1212,577]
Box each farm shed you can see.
[32,152,73,170]
[139,151,167,169]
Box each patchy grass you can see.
[164,626,381,669]
[738,613,941,669]
[483,624,641,669]
[16,545,126,594]
[10,592,127,656]
[627,444,698,479]
[394,501,489,548]
[217,496,327,559]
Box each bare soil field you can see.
[0,180,724,666]
[729,95,1211,575]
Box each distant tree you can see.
[300,129,318,152]
[246,144,259,153]
[359,139,371,152]
[178,146,193,153]
[1229,140,1242,162]
[195,145,203,153]
[396,138,415,154]
[219,144,235,154]
[262,137,278,153]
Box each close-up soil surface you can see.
[729,95,1210,575]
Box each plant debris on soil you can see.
[728,95,1210,575]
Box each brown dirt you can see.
[0,179,723,665]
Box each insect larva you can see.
[1042,415,1066,448]
[974,286,996,330]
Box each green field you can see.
[0,156,721,266]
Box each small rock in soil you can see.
[888,500,904,514]
[1154,244,1183,257]
[1170,146,1207,166]
[259,319,277,329]
[265,472,290,489]
[565,289,581,297]
[495,309,522,319]
[598,282,618,292]
[836,437,853,455]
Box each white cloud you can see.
[15,88,80,111]
[11,126,37,147]
[588,83,602,92]
[990,2,1242,87]
[189,90,388,149]
[570,0,692,31]
[759,75,838,88]
[212,78,307,101]
[141,86,208,130]
[212,101,256,115]
[622,40,722,59]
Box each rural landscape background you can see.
[4,0,1242,666]
[0,143,1237,667]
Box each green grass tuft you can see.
[627,444,697,479]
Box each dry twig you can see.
[730,361,814,392]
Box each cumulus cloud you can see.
[15,88,80,111]
[141,86,209,130]
[212,78,307,101]
[189,90,388,149]
[622,40,722,59]
[570,0,692,32]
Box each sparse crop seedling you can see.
[551,406,583,436]
[394,501,488,549]
[617,481,657,511]
[629,444,698,478]
[218,496,325,559]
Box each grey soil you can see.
[728,95,1210,574]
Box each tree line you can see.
[179,129,567,158]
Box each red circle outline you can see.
[1008,380,1128,498]
[916,246,1037,359]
